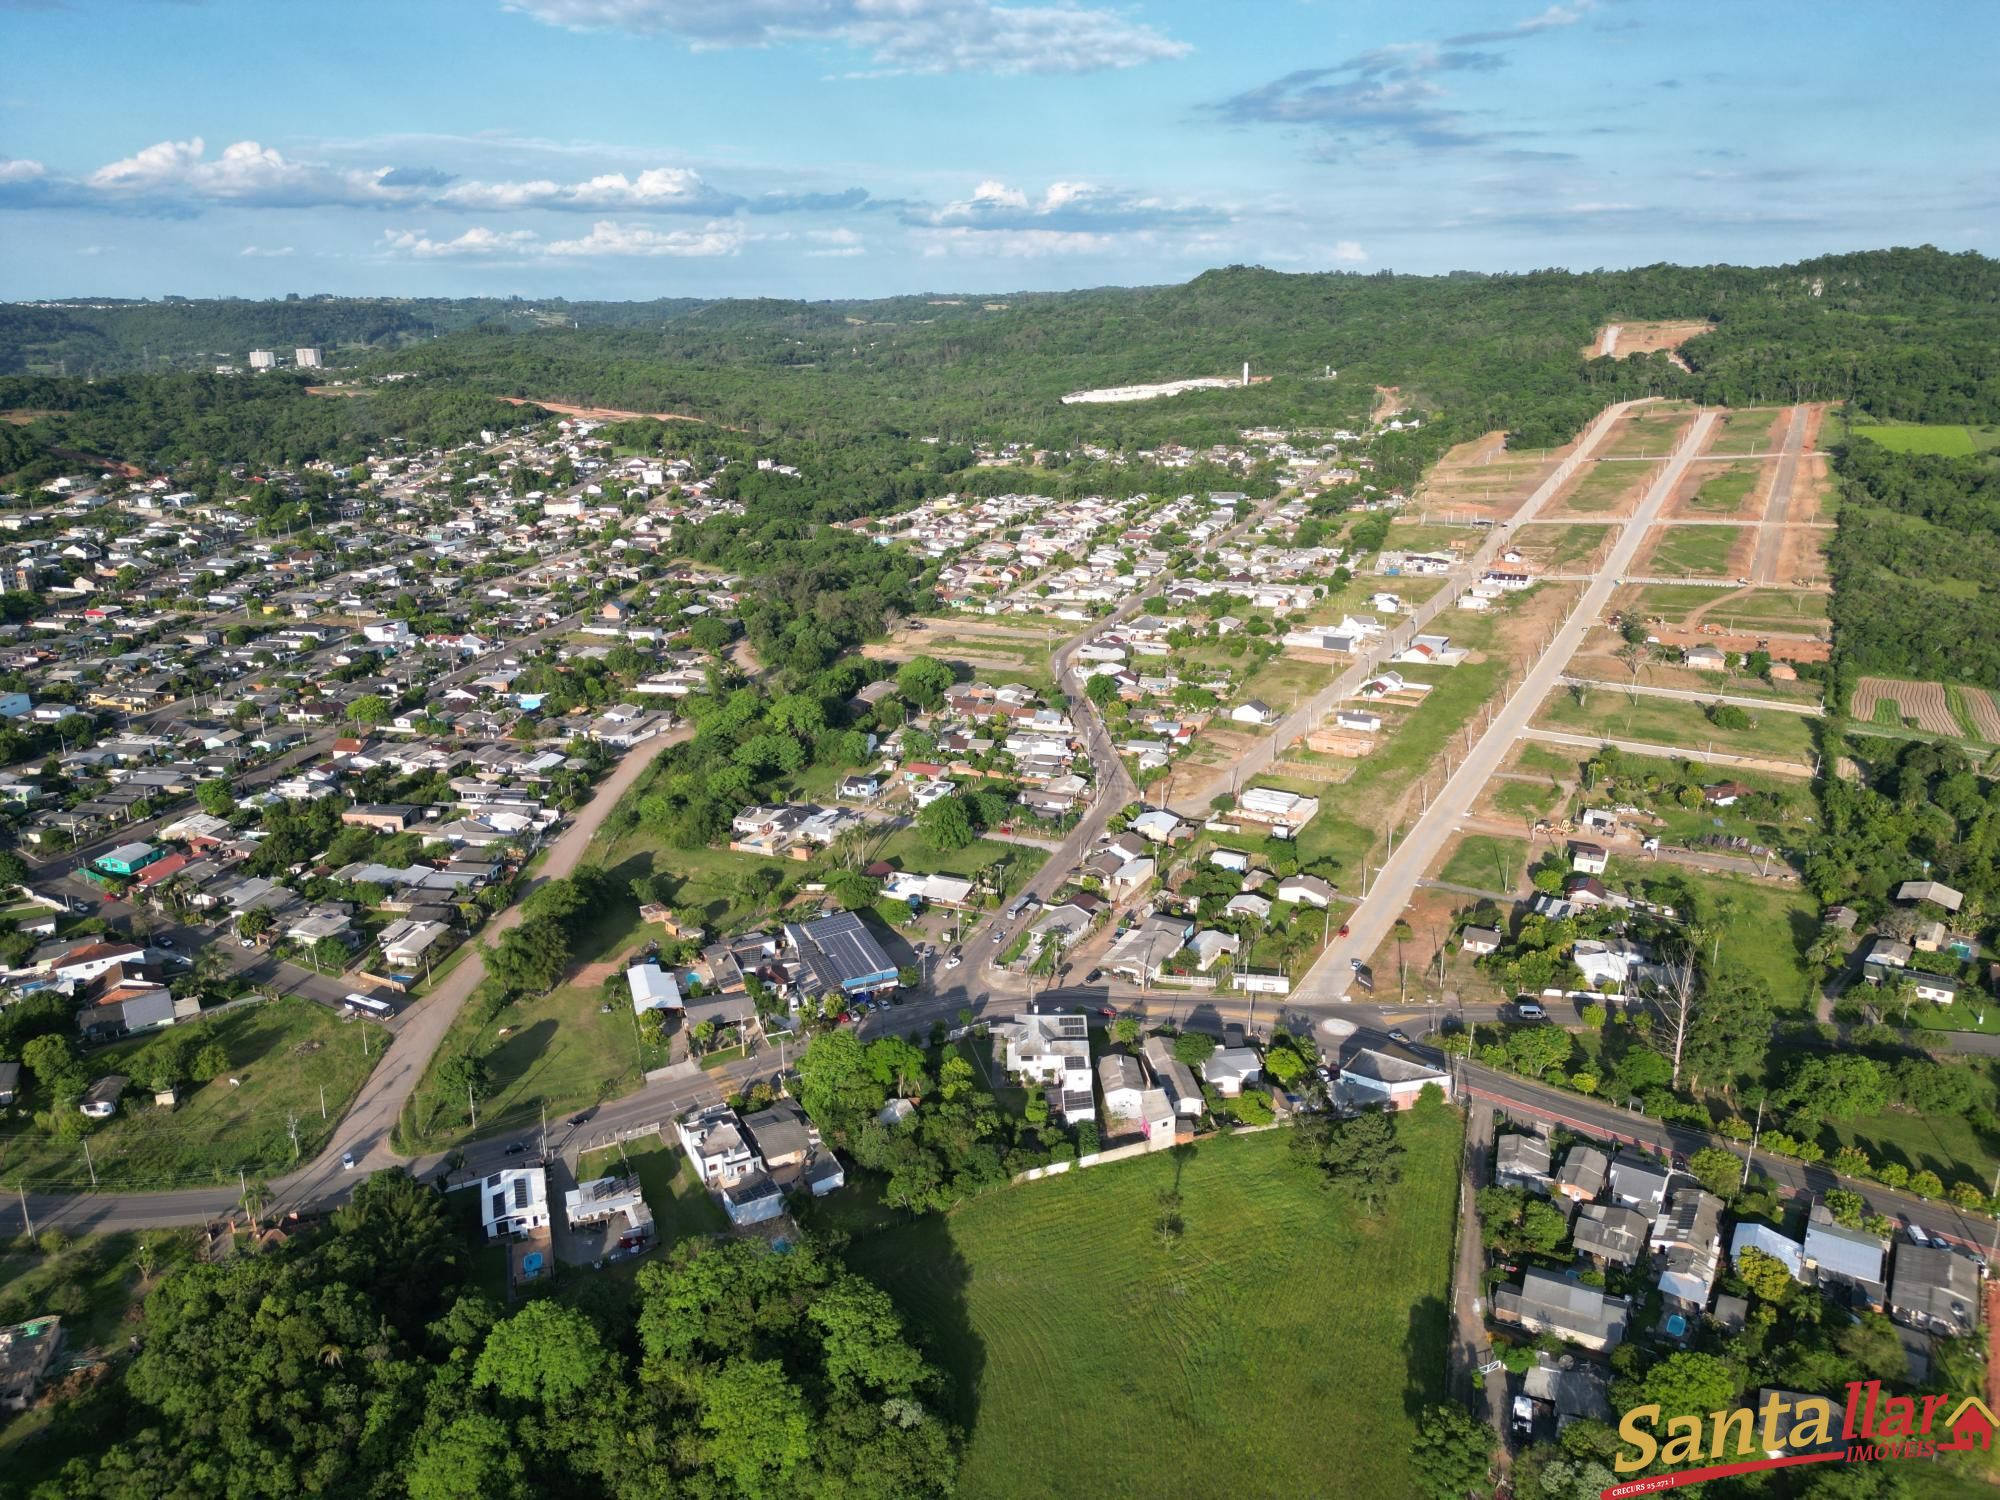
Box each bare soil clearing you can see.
[1584,320,1710,365]
[494,395,736,429]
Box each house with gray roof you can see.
[1492,1269,1632,1352]
[1888,1242,1981,1337]
[1495,1133,1551,1192]
[1573,1203,1649,1267]
[1608,1151,1672,1217]
[1554,1145,1608,1203]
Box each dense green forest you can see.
[1,1171,956,1500]
[10,248,1998,475]
[0,295,711,377]
[0,372,536,478]
[1828,439,2000,690]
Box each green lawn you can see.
[1705,409,1786,455]
[1816,1078,2000,1194]
[842,1115,1462,1500]
[1686,464,1762,513]
[1606,410,1693,459]
[1847,424,2000,458]
[1438,834,1528,892]
[1534,685,1817,765]
[0,998,381,1191]
[859,828,1046,899]
[1648,525,1742,576]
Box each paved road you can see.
[1169,400,1652,819]
[1556,675,1823,716]
[1292,410,1718,1003]
[1752,405,1810,584]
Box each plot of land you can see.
[1624,585,1829,634]
[1533,684,1818,765]
[1507,523,1611,570]
[1674,462,1766,517]
[1550,461,1647,516]
[0,998,380,1191]
[1852,677,1966,738]
[1603,405,1694,459]
[1703,407,1788,456]
[1846,423,2000,457]
[1641,524,1751,578]
[1436,832,1530,892]
[842,1118,1461,1500]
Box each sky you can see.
[1,0,1994,301]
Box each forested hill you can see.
[4,247,1996,476]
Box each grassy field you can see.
[1557,463,1643,513]
[1491,777,1562,820]
[1534,685,1817,764]
[1630,586,1828,631]
[401,968,665,1152]
[1811,1061,2000,1192]
[0,998,381,1191]
[1648,525,1742,576]
[1706,408,1786,455]
[1847,424,2000,457]
[842,1116,1462,1500]
[1509,523,1610,569]
[1437,833,1528,892]
[1686,464,1761,513]
[0,1228,198,1351]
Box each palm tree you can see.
[240,1179,273,1231]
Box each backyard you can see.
[0,997,381,1191]
[842,1114,1461,1500]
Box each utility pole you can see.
[540,1103,547,1162]
[1740,1096,1765,1190]
[319,1084,327,1121]
[469,1083,477,1131]
[83,1138,96,1189]
[18,1185,33,1239]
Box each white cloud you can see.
[440,164,737,213]
[240,244,297,257]
[917,178,1225,233]
[75,244,105,257]
[382,226,542,259]
[504,0,1192,75]
[381,218,742,261]
[805,227,865,257]
[86,136,401,207]
[0,158,44,184]
[543,218,743,256]
[917,226,1119,257]
[1331,239,1367,262]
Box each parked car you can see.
[341,1151,356,1170]
[1514,1001,1548,1022]
[156,936,174,948]
[945,951,962,970]
[1084,968,1102,984]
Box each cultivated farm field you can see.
[843,1116,1461,1500]
[1852,676,2000,742]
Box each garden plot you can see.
[1962,688,2000,742]
[1851,677,1958,736]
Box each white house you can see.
[1275,874,1334,908]
[1337,1047,1453,1111]
[1203,1047,1263,1097]
[628,961,683,1015]
[479,1167,550,1239]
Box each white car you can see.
[341,1151,356,1171]
[945,953,962,970]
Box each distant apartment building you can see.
[248,349,278,370]
[294,347,323,368]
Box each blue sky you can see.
[1,0,1993,300]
